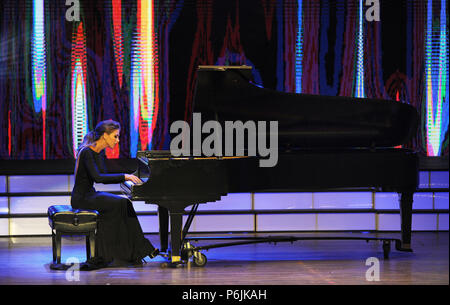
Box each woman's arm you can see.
[82,149,125,184]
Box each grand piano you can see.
[121,66,419,267]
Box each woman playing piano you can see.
[71,119,159,269]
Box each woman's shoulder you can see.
[78,146,96,158]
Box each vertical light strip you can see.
[108,0,124,160]
[295,0,303,93]
[31,0,47,158]
[141,0,154,150]
[355,0,365,98]
[130,26,141,157]
[8,111,11,156]
[130,0,159,157]
[112,0,124,88]
[425,0,449,156]
[71,23,89,156]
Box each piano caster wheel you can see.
[382,240,391,259]
[192,252,207,267]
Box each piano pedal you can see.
[158,252,170,258]
[160,261,184,269]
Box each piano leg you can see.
[158,206,169,252]
[169,210,184,264]
[399,192,413,251]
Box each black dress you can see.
[71,147,155,265]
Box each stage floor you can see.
[0,232,447,285]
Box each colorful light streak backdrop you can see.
[31,0,47,158]
[130,0,159,157]
[424,0,448,156]
[112,0,124,88]
[70,22,89,156]
[295,0,303,94]
[354,0,365,98]
[0,0,447,159]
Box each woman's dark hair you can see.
[77,120,120,155]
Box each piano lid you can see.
[192,65,419,149]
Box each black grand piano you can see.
[121,66,419,267]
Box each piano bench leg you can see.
[55,231,62,264]
[51,231,57,264]
[86,231,96,260]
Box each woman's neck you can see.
[90,139,107,153]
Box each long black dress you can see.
[71,147,155,265]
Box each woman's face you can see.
[104,129,120,149]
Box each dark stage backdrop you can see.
[0,0,448,160]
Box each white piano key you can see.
[253,193,313,210]
[122,181,134,190]
[9,175,71,193]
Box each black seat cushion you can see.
[48,205,98,233]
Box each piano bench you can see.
[47,205,98,265]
